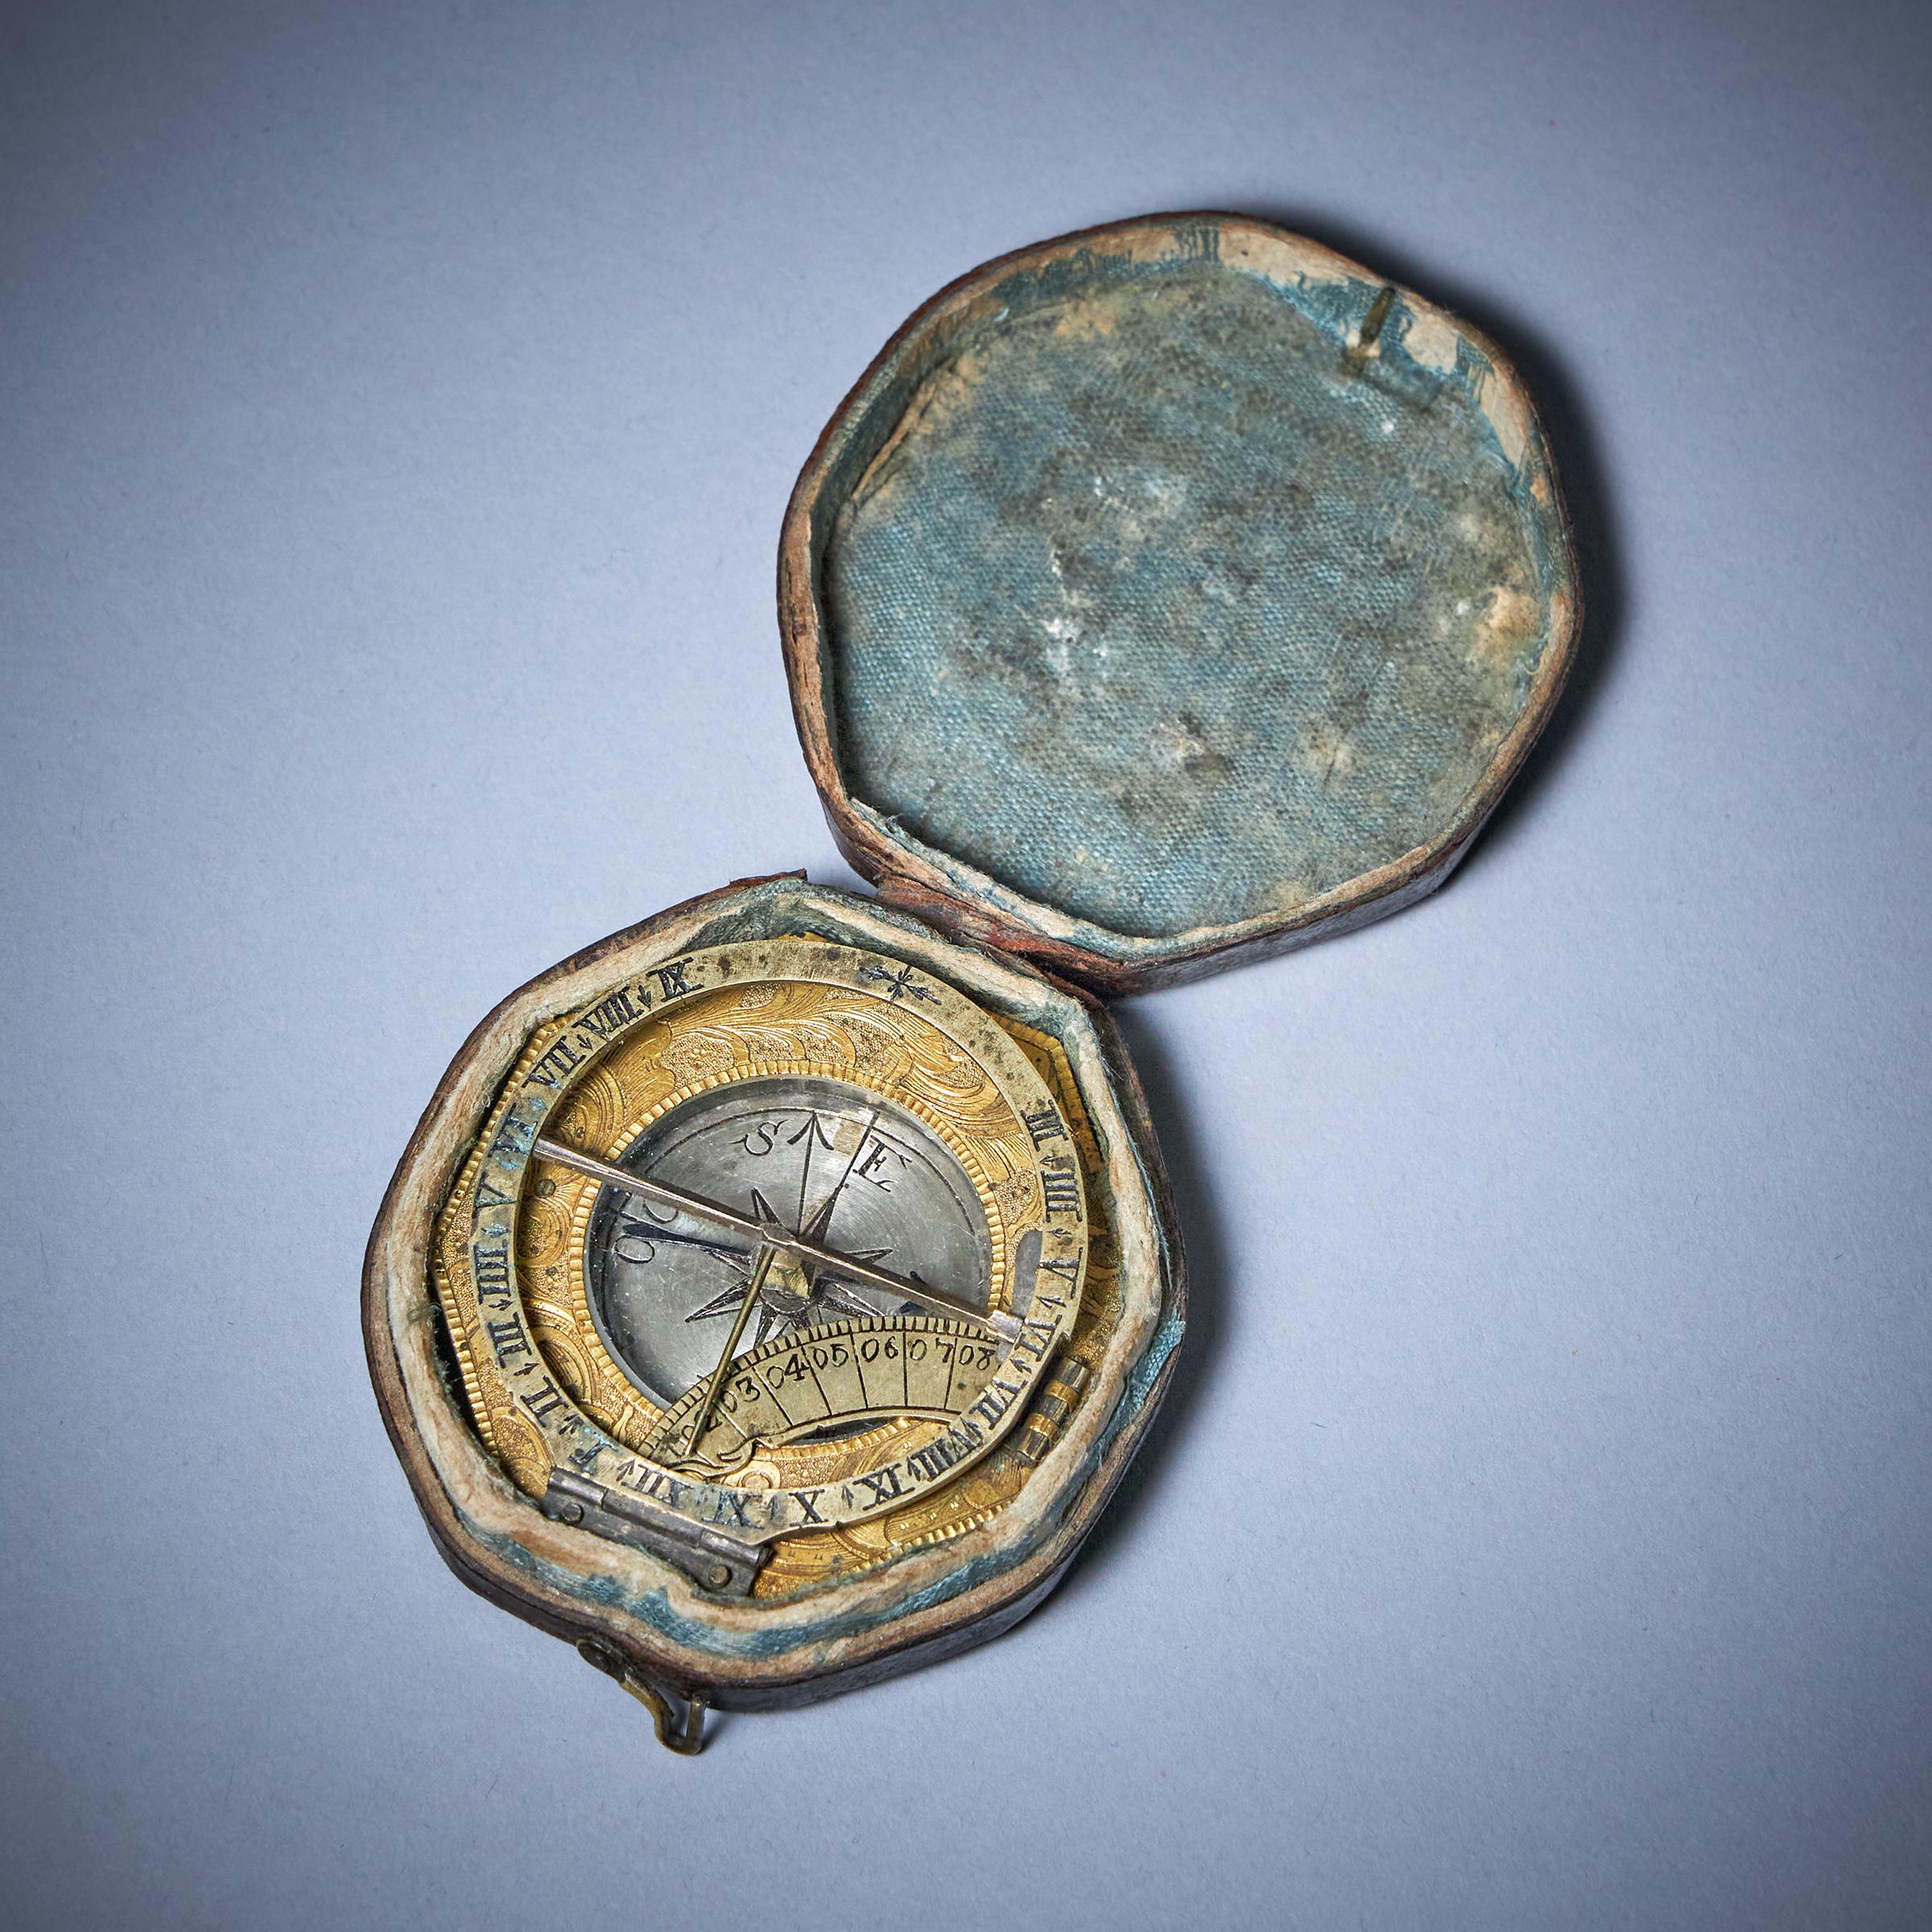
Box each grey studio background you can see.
[4,2,1929,1928]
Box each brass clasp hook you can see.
[577,1638,709,1755]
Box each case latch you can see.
[576,1638,708,1755]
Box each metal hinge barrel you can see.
[542,1468,767,1595]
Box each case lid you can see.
[780,213,1577,994]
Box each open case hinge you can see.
[542,1468,767,1596]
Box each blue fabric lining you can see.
[817,228,1569,943]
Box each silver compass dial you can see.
[584,1075,992,1409]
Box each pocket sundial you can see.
[365,212,1578,1750]
[436,935,1092,1583]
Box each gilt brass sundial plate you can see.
[365,877,1179,1731]
[434,935,1088,1558]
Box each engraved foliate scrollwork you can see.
[428,938,1094,1579]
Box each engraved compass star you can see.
[681,1194,894,1333]
[855,960,939,1004]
